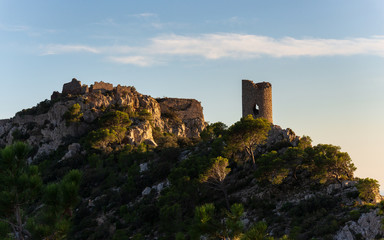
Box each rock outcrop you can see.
[0,79,207,158]
[156,97,206,138]
[335,209,384,240]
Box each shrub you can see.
[16,99,54,116]
[87,128,118,151]
[161,110,182,123]
[356,178,380,203]
[349,209,361,221]
[11,128,29,142]
[63,103,83,124]
[99,110,131,128]
[138,109,152,121]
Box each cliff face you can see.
[0,79,206,157]
[156,97,206,138]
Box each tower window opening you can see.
[253,104,260,116]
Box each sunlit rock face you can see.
[0,79,206,158]
[156,97,206,138]
[335,209,384,240]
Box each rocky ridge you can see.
[0,78,206,158]
[0,79,383,240]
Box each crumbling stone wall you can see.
[156,98,206,138]
[157,98,204,120]
[242,80,273,123]
[90,81,113,93]
[61,78,88,96]
[62,78,82,96]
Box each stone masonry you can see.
[62,78,83,96]
[90,81,114,93]
[242,80,273,123]
[61,78,88,96]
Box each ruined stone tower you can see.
[242,80,273,123]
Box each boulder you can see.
[142,187,152,196]
[140,163,149,173]
[61,143,81,161]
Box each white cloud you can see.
[108,56,157,67]
[41,34,384,65]
[41,44,100,55]
[145,34,384,59]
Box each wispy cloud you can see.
[131,13,157,18]
[40,34,384,66]
[145,34,384,59]
[0,23,29,32]
[41,44,100,55]
[108,56,157,67]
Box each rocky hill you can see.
[0,79,382,240]
[0,79,206,158]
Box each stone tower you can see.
[242,80,273,123]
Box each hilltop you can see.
[0,79,383,240]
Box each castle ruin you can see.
[242,80,273,123]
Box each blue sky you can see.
[1,0,384,189]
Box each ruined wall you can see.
[62,78,83,96]
[156,98,206,138]
[90,81,113,93]
[242,80,273,123]
[61,78,88,97]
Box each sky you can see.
[1,1,384,190]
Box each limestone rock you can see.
[0,78,206,159]
[140,163,148,173]
[267,125,299,147]
[127,121,156,146]
[156,98,206,138]
[61,143,81,161]
[334,209,383,240]
[327,183,342,195]
[142,187,152,196]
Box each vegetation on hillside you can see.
[0,107,382,240]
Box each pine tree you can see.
[0,142,42,240]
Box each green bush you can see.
[356,178,380,203]
[99,110,131,128]
[87,128,118,151]
[349,209,361,221]
[11,128,30,142]
[162,110,182,123]
[138,109,152,121]
[63,103,83,124]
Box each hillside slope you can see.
[0,79,382,240]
